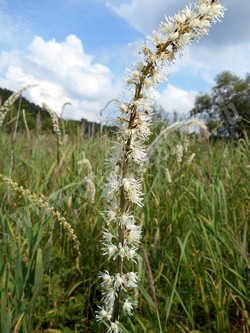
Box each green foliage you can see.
[190,71,250,138]
[0,128,249,332]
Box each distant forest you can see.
[0,87,105,137]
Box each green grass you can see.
[0,131,249,332]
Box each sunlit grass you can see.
[0,131,249,332]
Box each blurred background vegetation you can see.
[0,71,249,332]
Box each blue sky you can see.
[0,0,249,121]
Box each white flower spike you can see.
[97,0,225,331]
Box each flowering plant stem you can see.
[98,1,225,331]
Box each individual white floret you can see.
[114,273,127,290]
[102,228,114,243]
[105,172,121,200]
[108,321,121,333]
[119,212,136,229]
[96,306,112,322]
[125,271,138,288]
[123,298,137,316]
[102,243,118,260]
[122,178,144,207]
[124,224,142,247]
[102,288,117,305]
[129,141,147,164]
[99,270,114,288]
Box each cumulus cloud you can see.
[0,35,121,121]
[156,84,197,115]
[107,0,168,35]
[159,42,250,84]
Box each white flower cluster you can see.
[97,1,225,332]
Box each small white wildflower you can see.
[105,172,121,200]
[97,0,226,329]
[151,67,165,84]
[152,31,164,46]
[199,3,210,14]
[114,273,126,290]
[133,70,140,79]
[120,103,129,113]
[125,272,138,288]
[119,212,136,229]
[210,3,225,21]
[160,19,175,34]
[99,270,114,288]
[96,306,112,322]
[122,178,144,207]
[126,247,138,263]
[175,12,186,24]
[124,224,142,247]
[169,31,179,41]
[182,5,192,19]
[102,291,117,313]
[190,18,200,28]
[117,243,127,260]
[102,228,114,243]
[177,33,192,46]
[104,207,118,223]
[123,298,137,316]
[135,113,152,140]
[102,243,118,259]
[129,142,147,164]
[108,321,121,333]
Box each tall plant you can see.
[96,1,225,332]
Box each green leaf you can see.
[138,282,156,311]
[14,239,24,302]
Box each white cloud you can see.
[0,35,121,121]
[156,84,197,114]
[167,43,250,81]
[107,0,172,34]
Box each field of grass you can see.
[0,129,249,333]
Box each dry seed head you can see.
[176,144,183,164]
[42,102,62,144]
[187,153,196,166]
[166,168,172,183]
[86,178,96,204]
[0,84,38,127]
[0,173,80,257]
[78,157,93,177]
[185,119,209,138]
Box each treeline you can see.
[191,71,250,139]
[1,70,250,140]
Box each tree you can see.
[190,71,250,138]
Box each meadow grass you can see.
[0,130,249,332]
